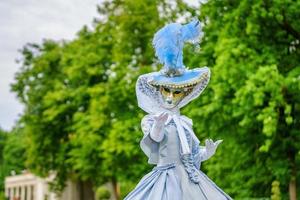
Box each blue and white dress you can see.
[124,74,232,200]
[124,114,232,200]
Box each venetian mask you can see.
[159,86,190,109]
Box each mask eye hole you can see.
[174,91,181,94]
[163,87,170,92]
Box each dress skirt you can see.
[124,163,232,200]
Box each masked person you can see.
[125,20,232,200]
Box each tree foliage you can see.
[0,128,7,197]
[0,127,26,199]
[186,0,300,199]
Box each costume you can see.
[125,20,232,200]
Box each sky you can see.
[0,0,200,131]
[0,0,100,130]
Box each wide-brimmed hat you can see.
[148,67,210,89]
[148,19,210,89]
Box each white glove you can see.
[150,112,168,142]
[200,139,223,161]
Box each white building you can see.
[5,172,55,200]
[4,172,91,200]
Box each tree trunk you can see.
[78,180,95,200]
[112,179,120,200]
[289,160,297,200]
[289,178,296,200]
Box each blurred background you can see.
[0,0,299,200]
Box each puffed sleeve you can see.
[141,114,154,135]
[140,114,160,164]
[142,114,165,142]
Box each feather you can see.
[152,20,203,73]
[181,20,203,44]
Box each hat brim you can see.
[148,67,210,88]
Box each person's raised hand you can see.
[153,112,169,127]
[150,112,169,142]
[205,139,223,158]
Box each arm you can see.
[199,139,223,161]
[141,113,168,142]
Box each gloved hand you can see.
[150,112,169,142]
[200,139,223,161]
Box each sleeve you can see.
[141,114,165,142]
[141,114,154,135]
[192,137,214,169]
[193,144,211,169]
[192,140,202,169]
[198,146,209,161]
[139,114,160,165]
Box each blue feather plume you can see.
[152,20,203,76]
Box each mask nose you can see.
[166,99,172,104]
[166,93,174,104]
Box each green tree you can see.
[182,0,300,199]
[0,126,26,199]
[2,127,26,175]
[0,128,7,198]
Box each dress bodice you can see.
[157,123,182,166]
